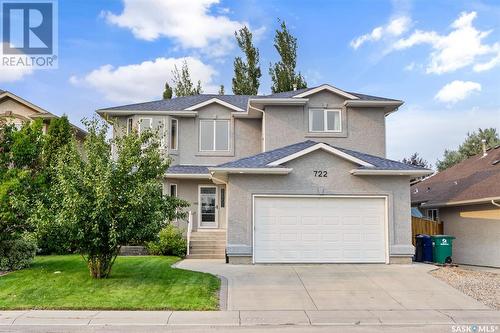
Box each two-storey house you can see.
[97,84,432,264]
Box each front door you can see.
[198,186,218,228]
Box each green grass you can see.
[0,255,220,310]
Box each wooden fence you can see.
[411,216,443,246]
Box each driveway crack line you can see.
[303,310,312,325]
[358,267,407,310]
[436,309,457,324]
[292,266,319,310]
[166,311,173,325]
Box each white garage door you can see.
[254,196,387,263]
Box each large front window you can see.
[309,109,341,132]
[199,119,229,151]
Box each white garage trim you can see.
[252,194,389,264]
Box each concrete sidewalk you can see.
[1,310,500,327]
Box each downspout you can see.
[248,104,266,152]
[492,199,500,208]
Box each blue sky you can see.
[1,0,500,165]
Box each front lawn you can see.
[0,255,220,310]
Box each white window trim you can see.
[126,117,133,134]
[170,118,178,150]
[137,117,152,134]
[309,109,342,133]
[199,119,230,152]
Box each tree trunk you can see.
[86,253,116,279]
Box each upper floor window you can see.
[199,119,229,151]
[309,109,341,133]
[138,118,152,134]
[170,118,178,150]
[127,117,133,134]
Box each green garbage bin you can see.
[431,235,455,264]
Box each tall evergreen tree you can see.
[218,85,225,95]
[172,61,203,97]
[232,26,261,95]
[43,115,74,169]
[163,82,173,99]
[269,20,307,93]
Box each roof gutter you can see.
[351,169,433,176]
[344,100,404,115]
[165,173,211,179]
[207,167,292,175]
[248,98,309,106]
[420,196,500,208]
[96,110,198,117]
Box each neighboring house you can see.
[411,146,500,267]
[0,89,87,140]
[97,84,432,264]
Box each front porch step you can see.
[188,230,226,259]
[186,254,226,259]
[190,240,225,247]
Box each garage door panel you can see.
[254,197,386,263]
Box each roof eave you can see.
[351,169,433,176]
[248,98,309,106]
[344,100,404,114]
[208,167,292,175]
[96,110,198,117]
[164,173,211,179]
[419,196,500,208]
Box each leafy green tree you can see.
[436,128,500,171]
[163,82,173,99]
[54,118,188,278]
[43,115,74,170]
[401,153,431,169]
[232,26,261,95]
[218,85,225,95]
[269,20,307,93]
[0,120,44,270]
[172,61,202,97]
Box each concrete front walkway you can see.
[176,260,490,311]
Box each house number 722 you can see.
[313,170,327,177]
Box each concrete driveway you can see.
[176,260,489,311]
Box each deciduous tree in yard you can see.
[172,61,202,97]
[232,26,261,95]
[54,118,187,278]
[0,120,43,270]
[269,20,307,93]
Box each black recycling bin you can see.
[415,234,432,262]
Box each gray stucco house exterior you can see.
[97,84,432,264]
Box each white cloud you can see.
[71,57,218,103]
[350,16,411,49]
[386,105,500,163]
[0,43,34,82]
[104,0,246,56]
[434,80,481,104]
[393,11,500,74]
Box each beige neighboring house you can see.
[412,146,500,267]
[98,84,432,264]
[0,89,87,140]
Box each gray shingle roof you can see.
[260,85,400,102]
[100,94,251,112]
[99,85,400,112]
[216,140,428,171]
[167,165,210,174]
